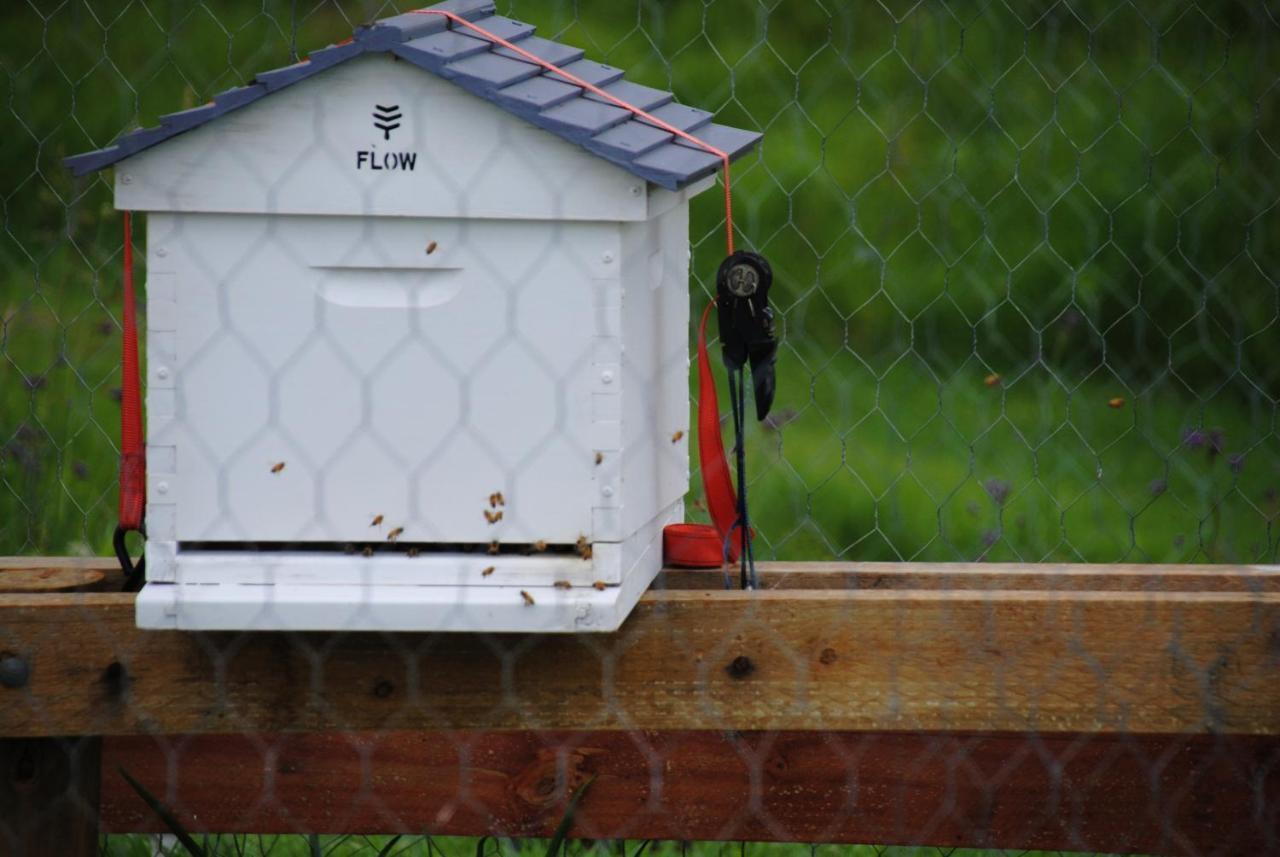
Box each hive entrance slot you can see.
[178,541,583,557]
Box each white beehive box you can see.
[67,0,760,632]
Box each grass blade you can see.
[376,835,404,857]
[544,776,596,857]
[117,766,206,857]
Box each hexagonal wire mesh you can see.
[1,0,1277,854]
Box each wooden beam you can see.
[1,569,1276,736]
[1,737,101,856]
[8,557,1279,593]
[658,562,1280,592]
[97,730,1280,855]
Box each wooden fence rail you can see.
[2,558,1278,856]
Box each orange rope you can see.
[411,8,736,255]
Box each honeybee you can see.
[532,539,547,552]
[484,510,504,524]
[592,581,607,591]
[488,492,499,508]
[386,527,404,541]
[575,535,591,560]
[495,491,506,507]
[671,430,684,443]
[553,580,572,590]
[407,547,420,558]
[426,240,438,255]
[520,590,535,606]
[487,541,500,555]
[481,565,495,577]
[270,462,286,473]
[362,546,374,558]
[594,452,604,466]
[370,514,383,527]
[1108,397,1126,409]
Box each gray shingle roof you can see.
[64,0,760,191]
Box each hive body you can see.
[123,57,710,631]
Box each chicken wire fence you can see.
[0,0,1278,853]
[3,0,1279,564]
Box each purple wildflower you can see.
[1149,479,1167,497]
[983,478,1011,506]
[981,529,1000,547]
[1182,428,1207,450]
[1227,453,1245,474]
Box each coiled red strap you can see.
[119,211,145,531]
[662,305,741,567]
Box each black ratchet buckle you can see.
[715,251,778,420]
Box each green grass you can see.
[2,2,1277,559]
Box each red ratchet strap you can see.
[410,9,744,568]
[119,211,146,531]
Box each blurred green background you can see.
[2,0,1277,562]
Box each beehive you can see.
[67,0,760,632]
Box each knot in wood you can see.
[373,679,395,699]
[102,661,128,697]
[726,655,755,679]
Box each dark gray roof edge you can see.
[64,0,760,191]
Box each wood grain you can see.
[2,584,1276,737]
[1,737,101,856]
[97,730,1280,855]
